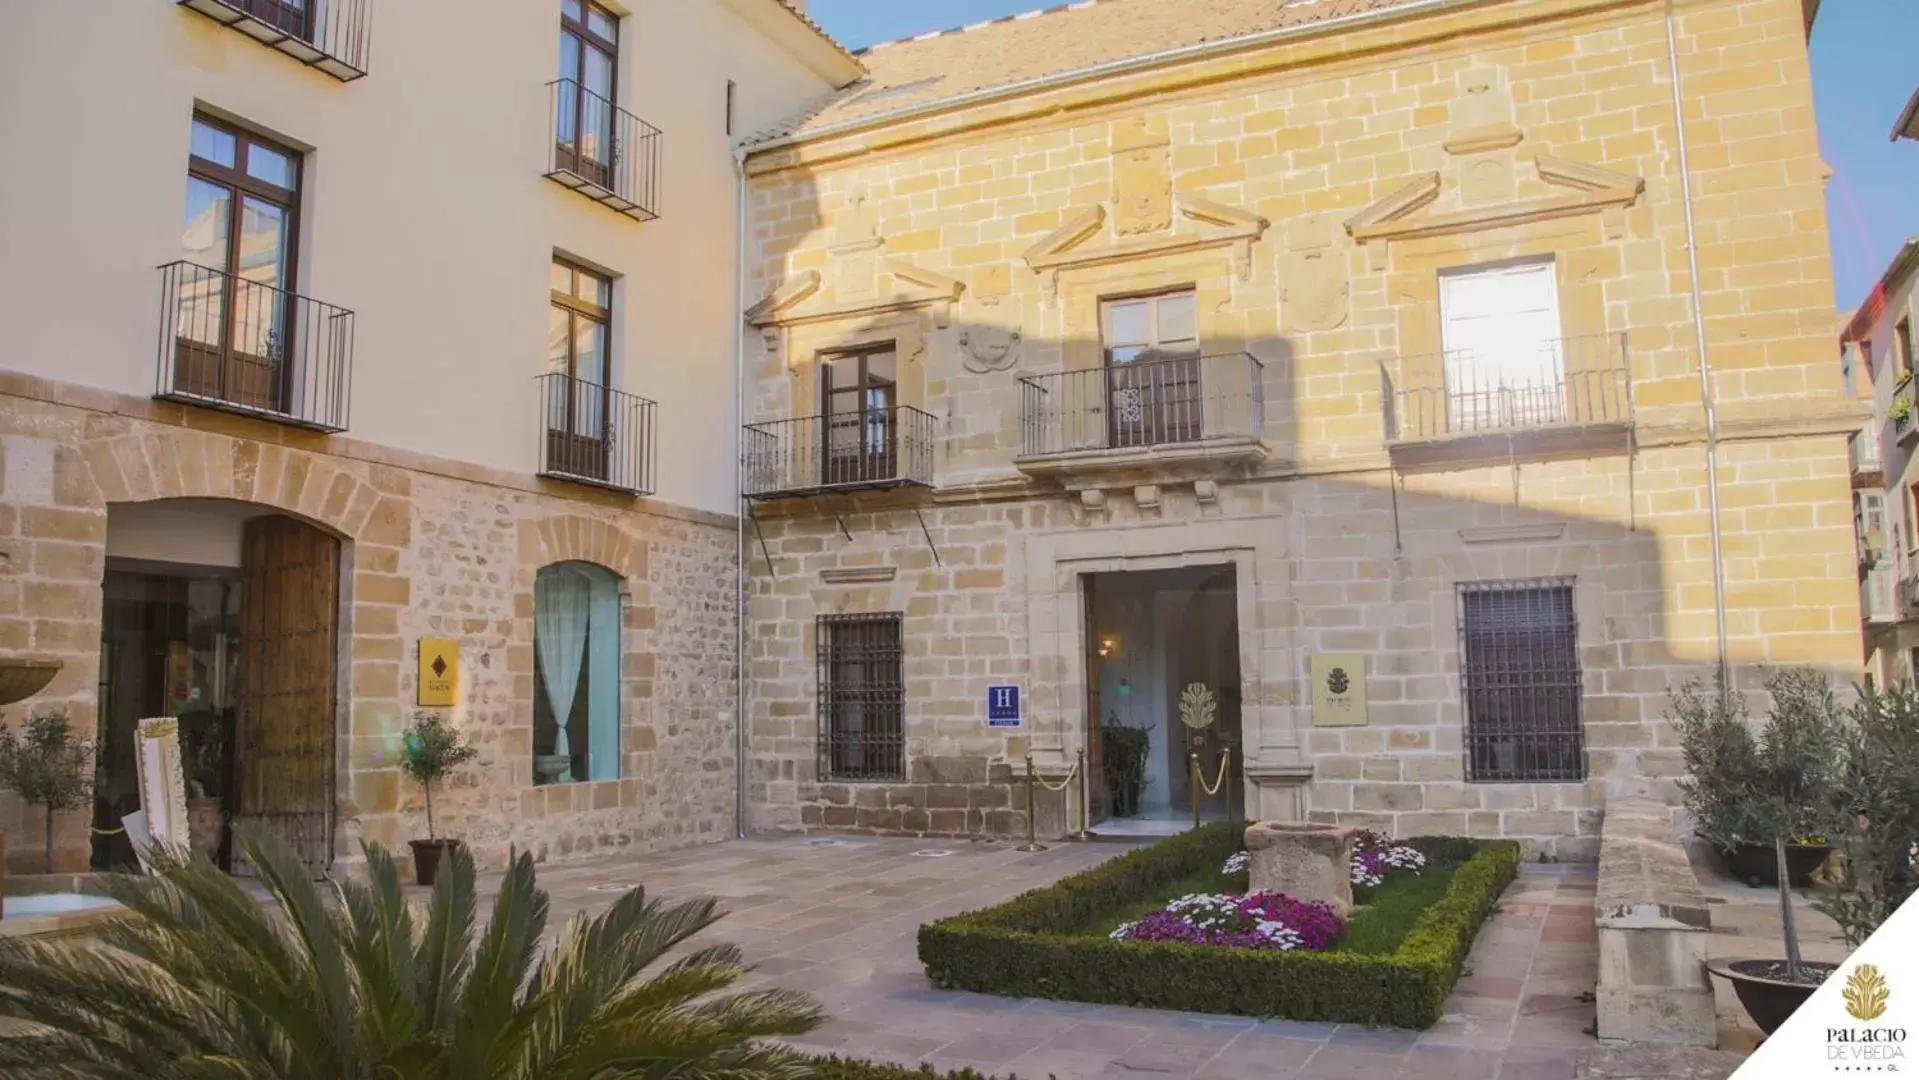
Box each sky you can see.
[806,0,1919,314]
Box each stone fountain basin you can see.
[0,892,127,939]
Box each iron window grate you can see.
[817,612,905,782]
[1457,578,1585,783]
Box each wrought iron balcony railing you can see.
[545,79,662,221]
[537,374,657,495]
[156,261,353,432]
[177,0,371,81]
[1893,375,1917,446]
[1382,333,1631,444]
[1017,352,1265,459]
[742,406,935,499]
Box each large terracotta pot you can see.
[187,797,224,864]
[408,838,464,888]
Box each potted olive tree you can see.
[1688,670,1847,1034]
[1815,681,1919,949]
[399,712,478,887]
[1669,679,1831,886]
[0,709,94,875]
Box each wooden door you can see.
[1083,574,1105,822]
[234,515,338,878]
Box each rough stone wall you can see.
[740,0,1861,856]
[0,375,738,874]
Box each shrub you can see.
[0,710,94,873]
[1817,682,1919,946]
[809,1058,1019,1080]
[918,823,1519,1028]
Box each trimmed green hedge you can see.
[916,822,1520,1028]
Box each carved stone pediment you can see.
[746,258,966,340]
[1343,155,1645,266]
[1021,192,1269,302]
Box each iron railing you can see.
[1017,352,1265,458]
[816,612,906,783]
[177,0,371,81]
[156,261,353,432]
[742,405,935,498]
[1894,376,1918,445]
[1383,333,1630,443]
[545,79,662,221]
[536,374,657,495]
[1457,579,1586,783]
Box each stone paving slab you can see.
[466,836,1742,1079]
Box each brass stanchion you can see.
[1189,752,1201,831]
[1017,753,1048,852]
[1069,746,1094,841]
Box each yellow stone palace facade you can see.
[736,0,1860,856]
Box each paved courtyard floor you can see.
[495,835,1747,1079]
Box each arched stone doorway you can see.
[93,499,342,878]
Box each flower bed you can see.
[917,822,1519,1028]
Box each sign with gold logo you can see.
[1310,654,1367,727]
[1846,963,1890,1022]
[417,638,460,707]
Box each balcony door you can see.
[556,0,619,189]
[240,0,312,39]
[1439,260,1563,433]
[546,259,613,481]
[1101,290,1200,449]
[176,116,301,414]
[820,349,897,486]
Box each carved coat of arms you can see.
[959,323,1021,373]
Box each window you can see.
[1458,580,1584,782]
[817,613,905,781]
[1439,259,1564,430]
[726,79,737,136]
[819,348,898,485]
[533,561,622,785]
[556,0,620,188]
[174,114,303,413]
[1898,318,1915,381]
[1100,290,1200,447]
[1908,483,1919,554]
[546,258,614,480]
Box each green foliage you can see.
[1669,679,1766,851]
[1670,672,1847,851]
[1338,865,1460,956]
[176,707,230,800]
[399,711,480,839]
[1098,720,1152,816]
[916,823,1519,1028]
[1816,681,1919,947]
[0,826,824,1079]
[0,710,95,873]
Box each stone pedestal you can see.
[1245,821,1357,915]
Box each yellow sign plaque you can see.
[1310,654,1367,727]
[418,638,460,707]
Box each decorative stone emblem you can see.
[1111,116,1172,236]
[1281,213,1349,332]
[959,322,1022,373]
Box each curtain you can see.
[535,565,591,782]
[586,573,620,781]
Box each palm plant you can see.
[0,826,824,1079]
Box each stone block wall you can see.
[0,374,738,874]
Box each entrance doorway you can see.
[1084,565,1242,834]
[93,502,341,877]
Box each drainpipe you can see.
[732,143,750,839]
[1665,0,1731,699]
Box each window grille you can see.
[1458,579,1585,782]
[817,612,905,782]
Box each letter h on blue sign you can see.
[987,686,1020,722]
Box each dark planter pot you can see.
[408,838,463,888]
[1707,958,1836,1035]
[1106,778,1143,818]
[1722,843,1830,888]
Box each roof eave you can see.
[744,0,1462,156]
[1894,87,1919,142]
[718,0,865,87]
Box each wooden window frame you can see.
[1897,317,1915,381]
[547,258,615,480]
[818,345,899,485]
[557,0,622,188]
[1098,288,1201,449]
[187,113,303,296]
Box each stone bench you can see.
[1593,797,1716,1047]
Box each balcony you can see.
[1382,333,1631,467]
[177,0,370,81]
[1863,565,1897,625]
[1015,352,1267,478]
[545,79,662,222]
[536,375,656,495]
[1851,425,1885,487]
[742,406,935,499]
[155,261,353,432]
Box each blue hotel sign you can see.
[986,685,1022,728]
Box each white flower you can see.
[1110,921,1137,940]
[1222,851,1250,875]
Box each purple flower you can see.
[1109,891,1346,952]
